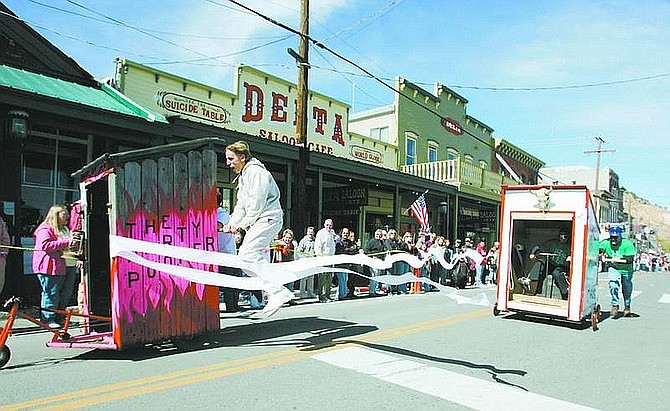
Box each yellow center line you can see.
[2,309,489,410]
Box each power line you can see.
[19,0,630,163]
[65,0,210,58]
[223,0,304,38]
[259,0,300,14]
[7,6,297,72]
[10,0,646,176]
[27,0,285,40]
[312,0,405,88]
[204,0,257,15]
[0,10,170,62]
[220,0,501,151]
[148,35,294,65]
[322,0,407,42]
[1,8,293,68]
[310,45,388,108]
[309,64,670,93]
[19,2,670,94]
[449,72,670,91]
[219,0,641,197]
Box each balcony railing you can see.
[401,159,520,195]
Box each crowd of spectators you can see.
[635,252,668,272]
[220,217,501,312]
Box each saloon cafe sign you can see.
[236,67,346,155]
[116,60,352,159]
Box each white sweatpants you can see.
[238,214,282,264]
[236,213,291,315]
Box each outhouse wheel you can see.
[0,345,10,368]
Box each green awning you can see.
[0,64,167,123]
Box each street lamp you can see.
[8,110,29,141]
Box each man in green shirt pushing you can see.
[600,226,637,317]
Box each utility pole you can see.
[584,137,615,221]
[296,0,309,148]
[288,0,310,236]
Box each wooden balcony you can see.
[401,159,520,200]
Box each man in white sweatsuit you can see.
[222,141,289,315]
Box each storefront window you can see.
[20,135,87,237]
[23,143,55,186]
[457,202,498,245]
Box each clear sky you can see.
[5,0,669,208]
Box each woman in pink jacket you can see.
[32,205,72,328]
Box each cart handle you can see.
[2,296,22,309]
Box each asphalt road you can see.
[1,271,668,410]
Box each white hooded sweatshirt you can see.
[229,157,282,231]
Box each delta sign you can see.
[116,60,357,160]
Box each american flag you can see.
[409,193,430,232]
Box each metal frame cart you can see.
[1,138,226,368]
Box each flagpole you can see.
[405,189,430,215]
[423,189,430,230]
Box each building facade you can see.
[493,138,544,185]
[113,59,458,243]
[350,78,541,245]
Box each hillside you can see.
[623,191,670,245]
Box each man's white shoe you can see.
[262,287,293,317]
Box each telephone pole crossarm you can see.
[584,137,616,221]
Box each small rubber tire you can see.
[0,345,11,369]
